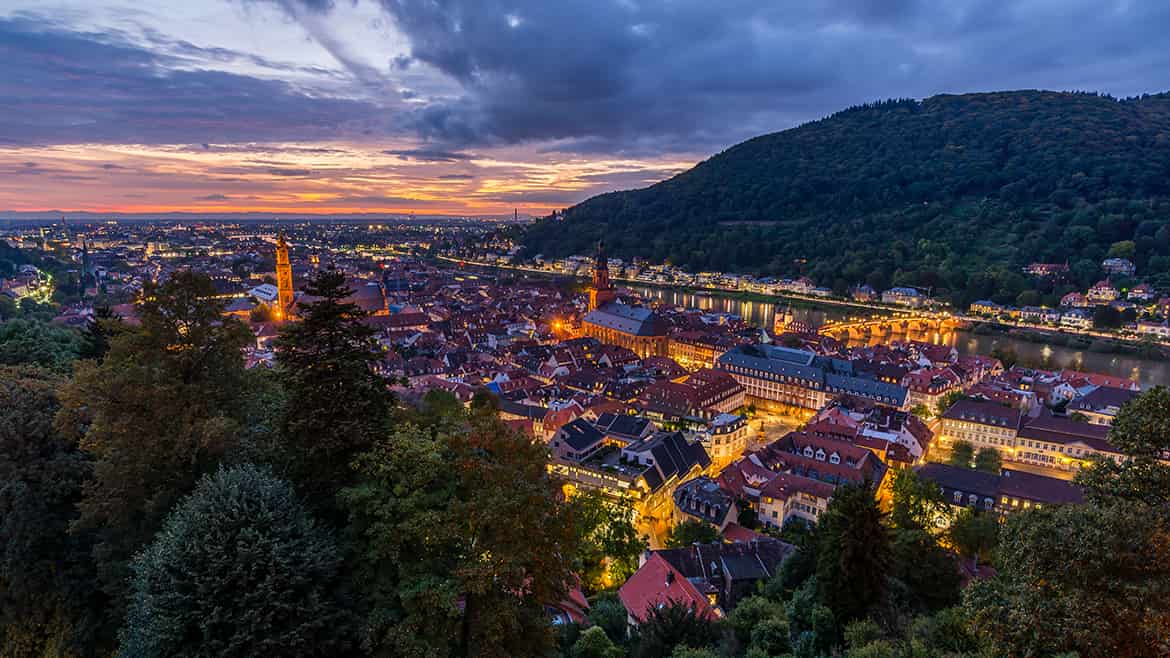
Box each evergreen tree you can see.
[587,595,630,650]
[274,268,393,504]
[815,482,890,627]
[634,602,720,658]
[77,304,122,361]
[119,465,353,657]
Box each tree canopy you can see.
[55,271,252,617]
[342,403,578,657]
[118,465,353,658]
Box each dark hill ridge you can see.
[522,90,1170,306]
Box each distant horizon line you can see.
[1,210,534,223]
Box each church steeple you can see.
[588,240,617,311]
[275,230,294,320]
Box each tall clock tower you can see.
[588,240,618,311]
[275,230,294,319]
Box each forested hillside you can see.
[522,91,1170,305]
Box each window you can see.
[953,491,963,503]
[968,494,978,506]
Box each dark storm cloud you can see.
[383,148,478,162]
[0,16,384,146]
[6,1,1170,163]
[367,0,1170,154]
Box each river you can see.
[627,284,1170,388]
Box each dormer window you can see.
[953,491,963,503]
[815,449,826,461]
[968,494,978,507]
[829,453,841,465]
[803,446,814,458]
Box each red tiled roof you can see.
[618,553,717,624]
[721,522,767,543]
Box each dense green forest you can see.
[523,91,1170,306]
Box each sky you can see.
[1,1,1169,217]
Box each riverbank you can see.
[441,256,1168,363]
[969,322,1167,360]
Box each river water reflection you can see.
[629,284,1169,388]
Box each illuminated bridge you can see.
[817,314,965,342]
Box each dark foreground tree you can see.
[1077,385,1170,506]
[948,509,999,568]
[635,602,721,658]
[816,482,890,627]
[56,271,252,616]
[343,404,577,658]
[274,268,393,504]
[963,502,1170,656]
[0,367,104,656]
[119,465,353,658]
[78,304,123,361]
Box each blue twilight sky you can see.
[1,0,1169,215]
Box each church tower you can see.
[588,240,618,311]
[275,230,294,319]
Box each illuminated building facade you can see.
[275,231,294,319]
[581,241,668,358]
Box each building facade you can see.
[716,344,907,414]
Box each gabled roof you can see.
[1018,410,1117,453]
[583,302,667,336]
[942,399,1023,429]
[618,553,717,624]
[595,412,652,439]
[1069,385,1139,414]
[558,418,605,451]
[916,463,1084,506]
